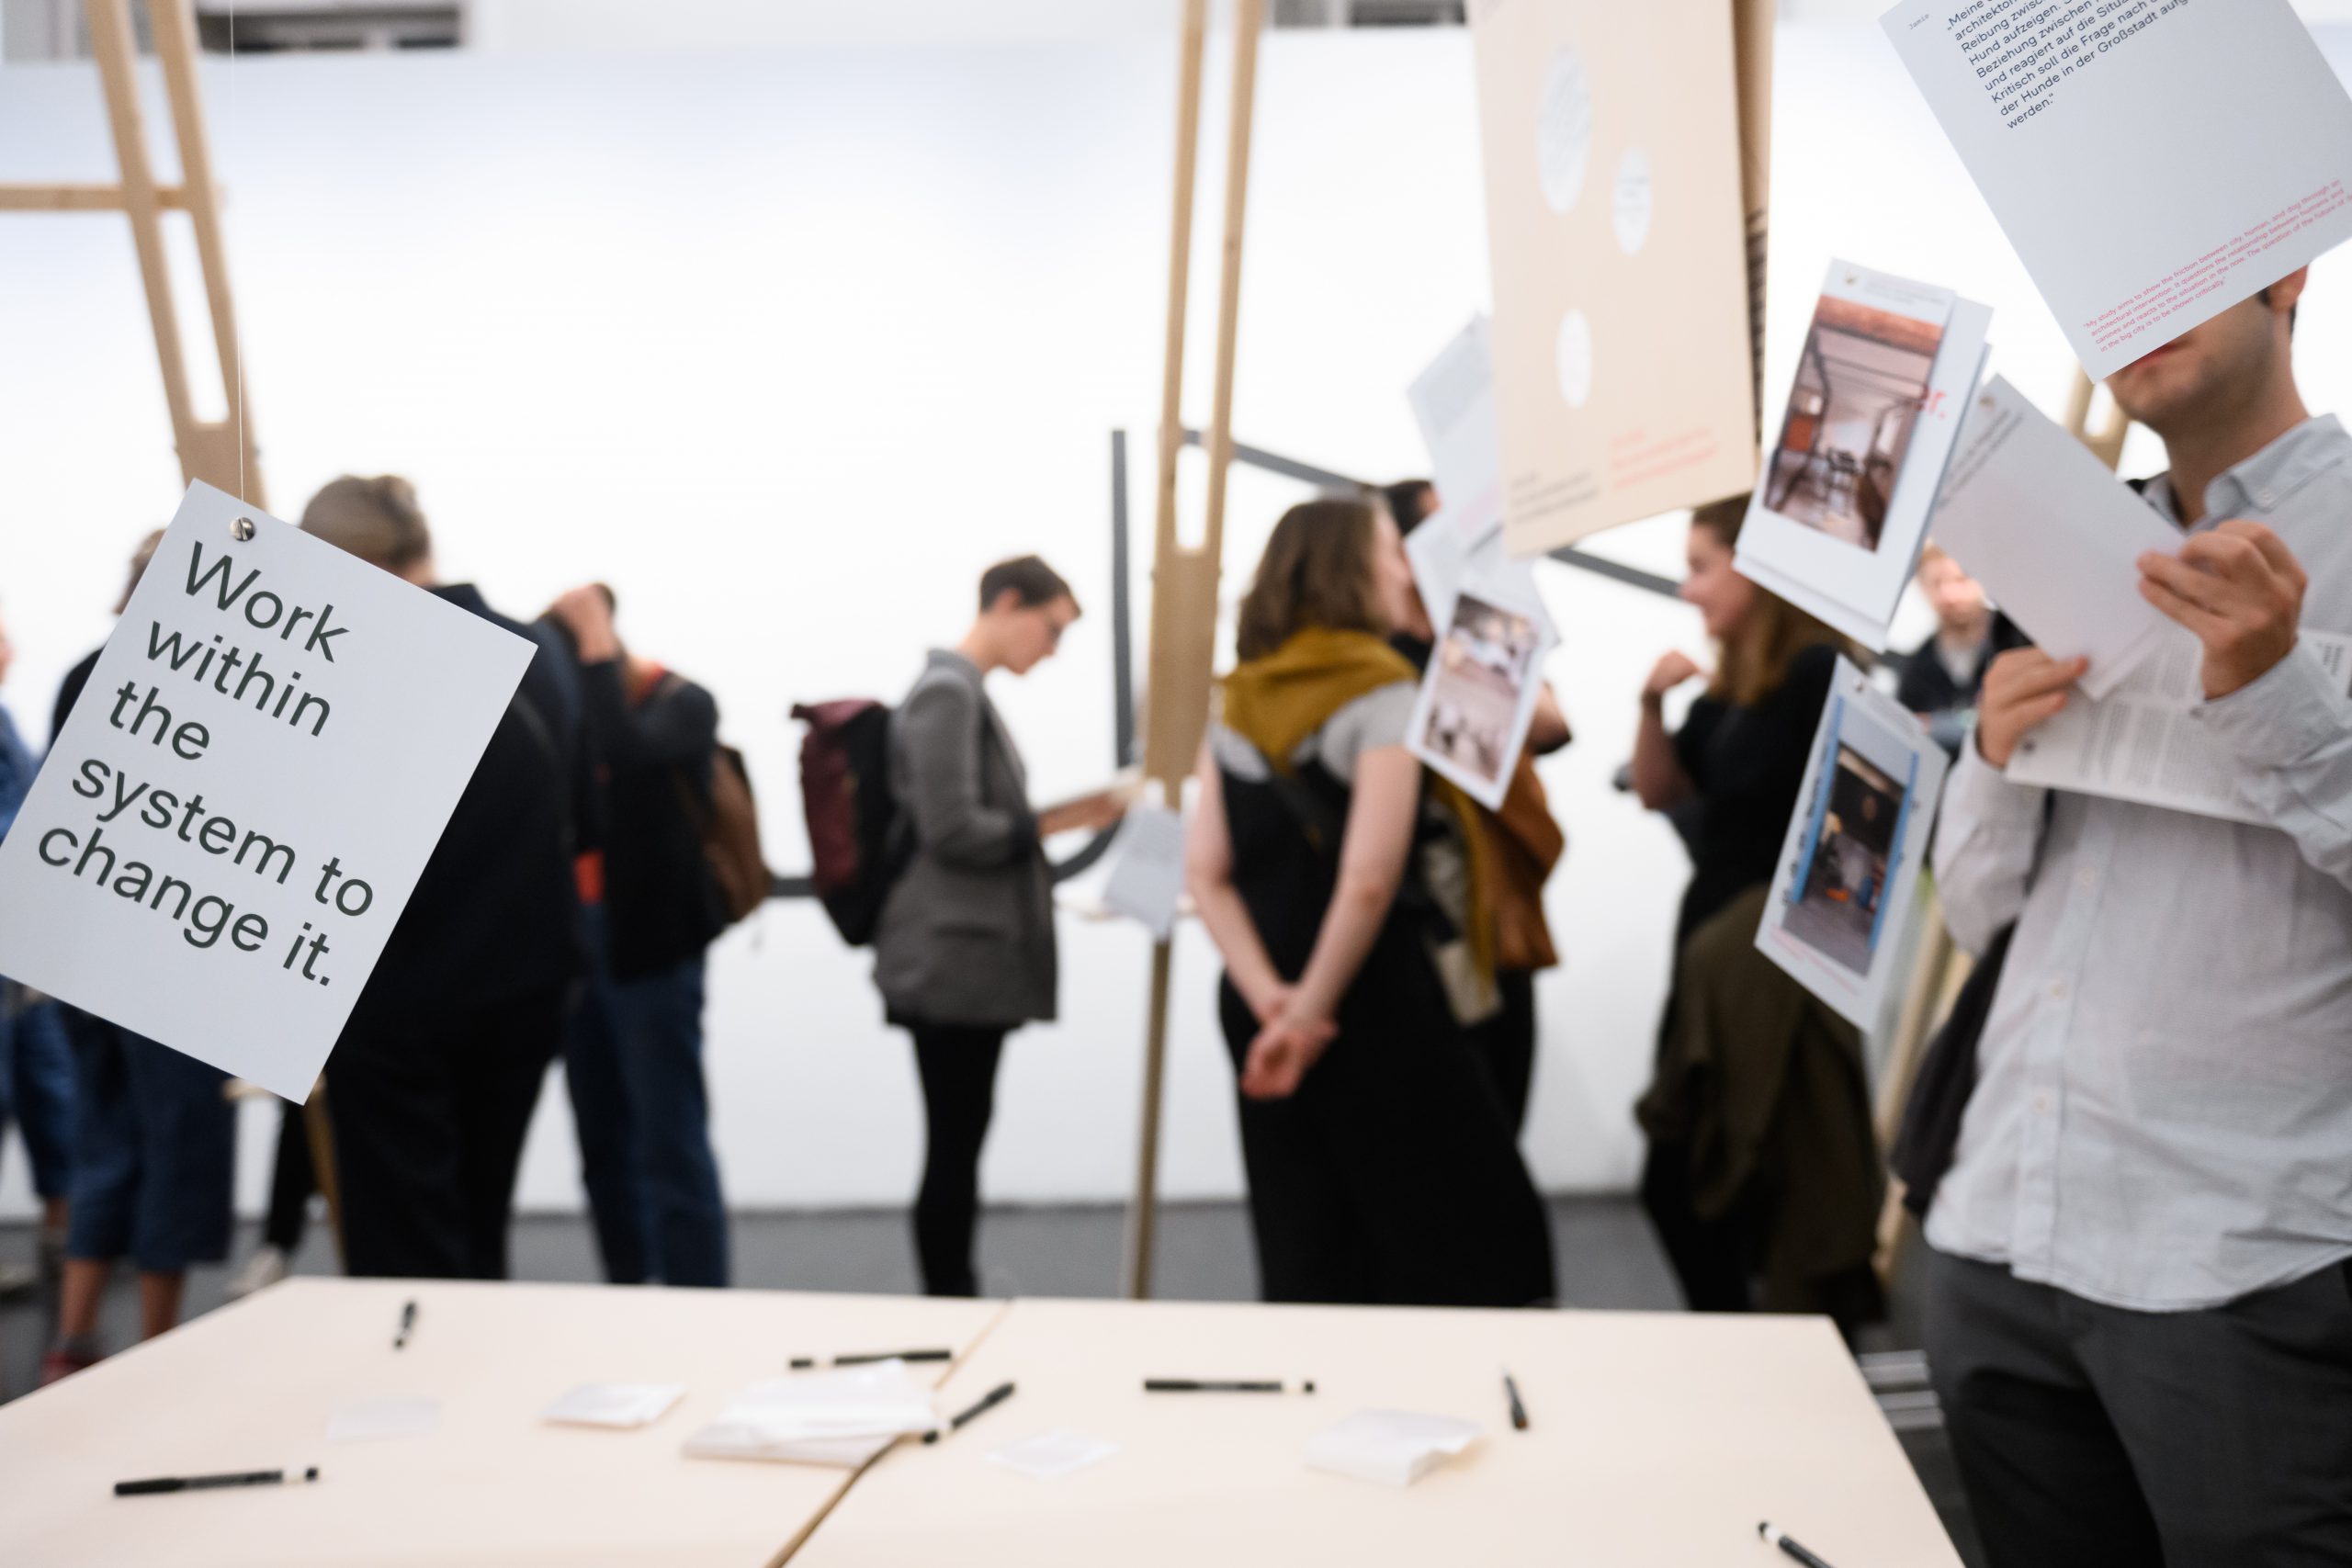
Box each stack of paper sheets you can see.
[1304,1410,1482,1488]
[683,1360,940,1468]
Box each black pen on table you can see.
[1143,1379,1316,1393]
[923,1381,1015,1443]
[790,1348,953,1370]
[1502,1370,1529,1431]
[117,1467,320,1497]
[393,1299,417,1350]
[1759,1522,1839,1568]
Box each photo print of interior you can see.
[1763,289,1948,552]
[1785,742,1906,976]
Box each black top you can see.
[1893,614,2028,757]
[344,585,585,1031]
[51,648,100,739]
[1669,642,1839,949]
[581,660,725,979]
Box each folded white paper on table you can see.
[1305,1410,1481,1488]
[1883,0,2352,378]
[1928,378,2177,699]
[326,1395,442,1444]
[1736,261,1991,650]
[1408,316,1506,533]
[1407,561,1557,811]
[985,1427,1118,1482]
[683,1361,938,1467]
[2008,630,2352,823]
[541,1382,685,1429]
[1756,659,1950,1031]
[1101,804,1186,942]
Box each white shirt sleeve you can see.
[2194,637,2352,893]
[1931,739,2051,955]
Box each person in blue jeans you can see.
[0,609,76,1300]
[547,584,730,1288]
[40,536,235,1381]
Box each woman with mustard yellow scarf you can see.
[1185,496,1555,1308]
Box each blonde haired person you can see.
[1187,497,1554,1307]
[1630,497,1883,1340]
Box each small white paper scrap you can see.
[541,1382,685,1429]
[326,1395,442,1444]
[1304,1410,1481,1488]
[683,1361,938,1467]
[985,1427,1118,1483]
[1101,805,1185,941]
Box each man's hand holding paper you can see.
[2137,521,2310,702]
[1973,649,2087,771]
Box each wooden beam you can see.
[1122,0,1212,1305]
[149,0,264,507]
[0,182,192,211]
[84,0,208,488]
[1733,0,1777,430]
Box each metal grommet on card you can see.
[231,516,257,542]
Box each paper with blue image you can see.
[1756,657,1948,1029]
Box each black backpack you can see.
[789,700,908,946]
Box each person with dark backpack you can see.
[546,584,739,1289]
[866,557,1124,1296]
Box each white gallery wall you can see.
[6,23,2352,1235]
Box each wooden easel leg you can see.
[1121,0,1263,1302]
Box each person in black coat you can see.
[544,582,732,1288]
[1893,547,2026,756]
[300,476,584,1280]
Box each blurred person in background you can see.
[1188,497,1555,1307]
[1380,479,1569,1137]
[44,532,232,1382]
[873,556,1123,1297]
[1630,497,1883,1342]
[301,476,584,1280]
[1895,545,2023,755]
[0,605,75,1304]
[545,582,732,1289]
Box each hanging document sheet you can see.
[1927,377,2177,700]
[1472,0,1758,555]
[1407,560,1557,813]
[1757,658,1950,1031]
[2008,628,2352,823]
[1882,0,2352,378]
[0,482,532,1102]
[1735,261,1992,650]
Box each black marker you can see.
[393,1300,417,1350]
[1759,1522,1839,1568]
[1502,1371,1529,1432]
[789,1348,954,1370]
[117,1466,320,1497]
[1144,1379,1316,1393]
[922,1381,1015,1442]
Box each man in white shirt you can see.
[1928,269,2352,1563]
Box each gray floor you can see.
[0,1197,1981,1562]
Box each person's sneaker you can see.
[224,1245,289,1301]
[40,1341,102,1386]
[0,1261,37,1303]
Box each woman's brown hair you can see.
[1690,495,1851,707]
[1234,497,1386,662]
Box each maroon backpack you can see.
[789,700,907,946]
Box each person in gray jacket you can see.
[874,556,1123,1295]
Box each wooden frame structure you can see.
[0,0,264,508]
